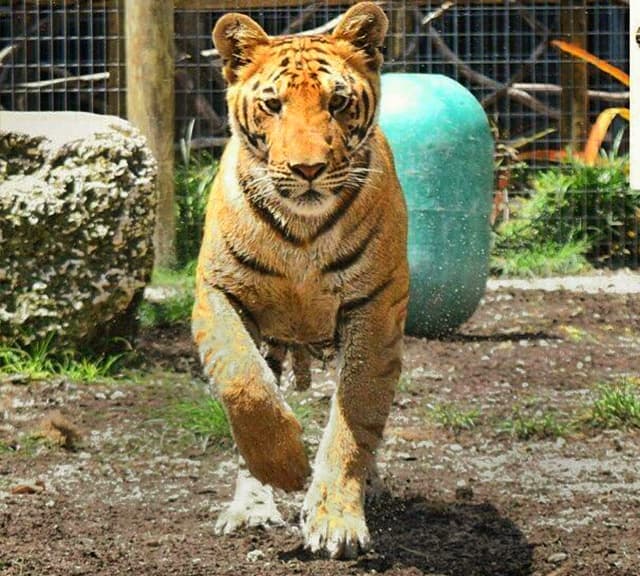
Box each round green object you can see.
[379,74,494,337]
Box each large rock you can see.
[0,112,157,350]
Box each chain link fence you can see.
[1,1,635,267]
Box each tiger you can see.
[191,1,409,559]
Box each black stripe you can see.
[224,236,284,277]
[361,88,370,121]
[237,119,260,150]
[312,180,364,240]
[212,283,258,329]
[311,148,371,239]
[340,277,394,315]
[390,290,409,309]
[357,90,377,140]
[270,69,288,83]
[379,357,402,379]
[384,332,403,349]
[242,191,305,246]
[322,221,380,274]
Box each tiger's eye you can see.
[264,98,282,113]
[329,93,349,114]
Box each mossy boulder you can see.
[0,112,157,350]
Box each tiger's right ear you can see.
[213,13,269,83]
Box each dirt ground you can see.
[1,286,639,576]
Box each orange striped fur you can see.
[192,2,408,558]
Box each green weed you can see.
[498,407,568,440]
[168,397,232,444]
[139,292,194,328]
[582,379,640,429]
[430,403,480,433]
[0,337,122,383]
[493,153,638,269]
[491,239,590,278]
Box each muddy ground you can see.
[1,287,639,576]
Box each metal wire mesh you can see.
[0,1,634,267]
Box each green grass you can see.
[582,379,640,429]
[498,406,569,440]
[430,403,480,433]
[139,292,194,328]
[139,265,196,328]
[491,239,590,278]
[168,397,232,444]
[0,337,122,383]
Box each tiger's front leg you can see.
[192,280,310,492]
[301,278,408,559]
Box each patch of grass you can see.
[168,397,232,445]
[139,292,194,328]
[0,337,122,383]
[491,239,590,278]
[498,407,568,440]
[582,379,640,429]
[140,265,196,328]
[430,403,480,433]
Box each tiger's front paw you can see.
[301,480,370,559]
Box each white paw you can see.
[215,498,284,535]
[214,470,284,535]
[301,481,370,559]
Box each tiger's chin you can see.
[280,188,338,218]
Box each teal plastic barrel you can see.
[379,74,494,337]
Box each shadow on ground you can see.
[361,495,534,576]
[278,494,533,575]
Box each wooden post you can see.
[559,0,588,151]
[125,0,176,269]
[631,0,640,190]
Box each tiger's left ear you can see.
[213,13,269,83]
[332,2,388,69]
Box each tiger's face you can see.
[214,4,387,217]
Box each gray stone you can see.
[0,112,156,350]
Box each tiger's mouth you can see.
[297,189,323,204]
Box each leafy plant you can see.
[139,266,196,328]
[175,122,218,268]
[498,407,568,440]
[430,403,480,433]
[168,397,232,444]
[0,336,122,382]
[582,379,640,429]
[493,152,638,267]
[492,238,590,278]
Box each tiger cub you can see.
[192,2,409,559]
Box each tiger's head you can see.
[213,2,388,217]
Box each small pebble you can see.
[247,549,265,562]
[547,552,568,564]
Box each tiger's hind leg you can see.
[215,456,284,535]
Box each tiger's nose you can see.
[288,162,327,182]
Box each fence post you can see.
[559,0,588,151]
[125,0,176,269]
[631,0,639,190]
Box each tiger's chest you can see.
[247,271,341,345]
